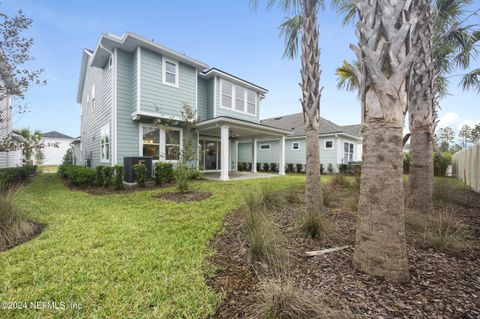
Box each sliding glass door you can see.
[199,139,221,171]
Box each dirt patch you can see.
[206,186,480,318]
[155,191,212,202]
[63,179,175,195]
[1,220,45,253]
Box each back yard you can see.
[0,173,304,318]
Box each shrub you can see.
[155,162,174,186]
[254,279,338,319]
[295,163,303,173]
[270,163,277,172]
[104,167,115,188]
[320,163,324,175]
[337,164,349,174]
[286,163,294,173]
[0,188,34,251]
[95,165,105,187]
[347,163,361,175]
[297,208,330,240]
[187,168,202,180]
[112,165,123,190]
[285,184,302,204]
[403,153,410,174]
[261,182,282,208]
[62,148,75,165]
[263,163,269,171]
[327,163,334,173]
[0,165,37,191]
[424,209,466,253]
[322,186,336,207]
[257,162,262,172]
[68,167,95,186]
[243,162,248,171]
[238,162,244,171]
[433,178,473,207]
[133,163,147,188]
[175,164,190,193]
[433,152,452,177]
[243,190,285,269]
[330,174,350,188]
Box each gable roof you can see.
[341,124,362,137]
[260,113,362,138]
[42,131,74,139]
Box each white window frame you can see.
[100,123,110,163]
[139,124,183,163]
[259,144,271,150]
[324,140,334,150]
[162,57,179,88]
[291,142,300,150]
[343,142,354,163]
[91,84,96,111]
[220,79,257,116]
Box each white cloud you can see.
[438,112,480,132]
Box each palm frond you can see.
[331,0,357,26]
[460,68,480,93]
[434,75,450,98]
[335,60,360,92]
[278,15,302,59]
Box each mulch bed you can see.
[63,179,175,195]
[154,191,212,202]
[0,220,45,253]
[206,187,480,318]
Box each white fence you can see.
[452,143,480,193]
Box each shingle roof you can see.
[340,124,362,137]
[42,131,74,139]
[260,113,361,137]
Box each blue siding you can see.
[197,78,208,121]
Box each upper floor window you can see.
[343,142,354,163]
[220,79,257,116]
[100,123,110,162]
[292,142,300,150]
[325,140,333,149]
[162,58,179,87]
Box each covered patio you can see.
[196,116,292,181]
[202,171,275,181]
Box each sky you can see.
[2,0,480,139]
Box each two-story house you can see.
[76,33,291,180]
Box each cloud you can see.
[438,112,480,131]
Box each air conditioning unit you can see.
[123,157,153,183]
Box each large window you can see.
[344,142,354,163]
[221,79,257,115]
[165,130,181,161]
[162,58,179,87]
[141,126,182,162]
[142,127,160,160]
[100,123,110,162]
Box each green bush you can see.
[327,163,334,173]
[154,162,174,186]
[95,165,105,187]
[238,162,244,171]
[68,167,96,186]
[433,152,452,177]
[320,164,324,175]
[62,148,75,165]
[296,163,303,173]
[270,163,277,172]
[286,163,294,173]
[263,163,269,171]
[103,166,114,188]
[403,153,410,174]
[0,165,37,192]
[257,163,262,172]
[337,164,349,174]
[113,165,123,190]
[187,168,202,180]
[133,163,147,188]
[175,164,190,193]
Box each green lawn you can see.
[0,173,306,318]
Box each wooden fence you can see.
[452,143,480,193]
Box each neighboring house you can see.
[76,32,291,180]
[237,113,362,171]
[39,131,75,166]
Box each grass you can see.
[0,173,306,318]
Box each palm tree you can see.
[15,128,42,164]
[348,0,418,282]
[253,0,326,238]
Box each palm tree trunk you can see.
[300,0,324,218]
[409,129,433,212]
[351,0,417,282]
[408,0,435,213]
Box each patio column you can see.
[220,126,229,181]
[252,138,257,173]
[279,135,285,176]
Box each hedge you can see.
[0,165,37,191]
[58,165,95,187]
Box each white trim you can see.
[112,48,118,165]
[100,122,111,163]
[324,140,334,150]
[162,57,179,88]
[200,68,268,94]
[138,124,183,163]
[131,110,183,121]
[279,136,285,176]
[259,144,271,150]
[220,126,229,181]
[196,116,292,135]
[196,132,200,170]
[219,79,257,117]
[235,140,239,172]
[136,46,141,112]
[195,69,198,120]
[213,76,217,118]
[252,139,257,173]
[291,141,300,150]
